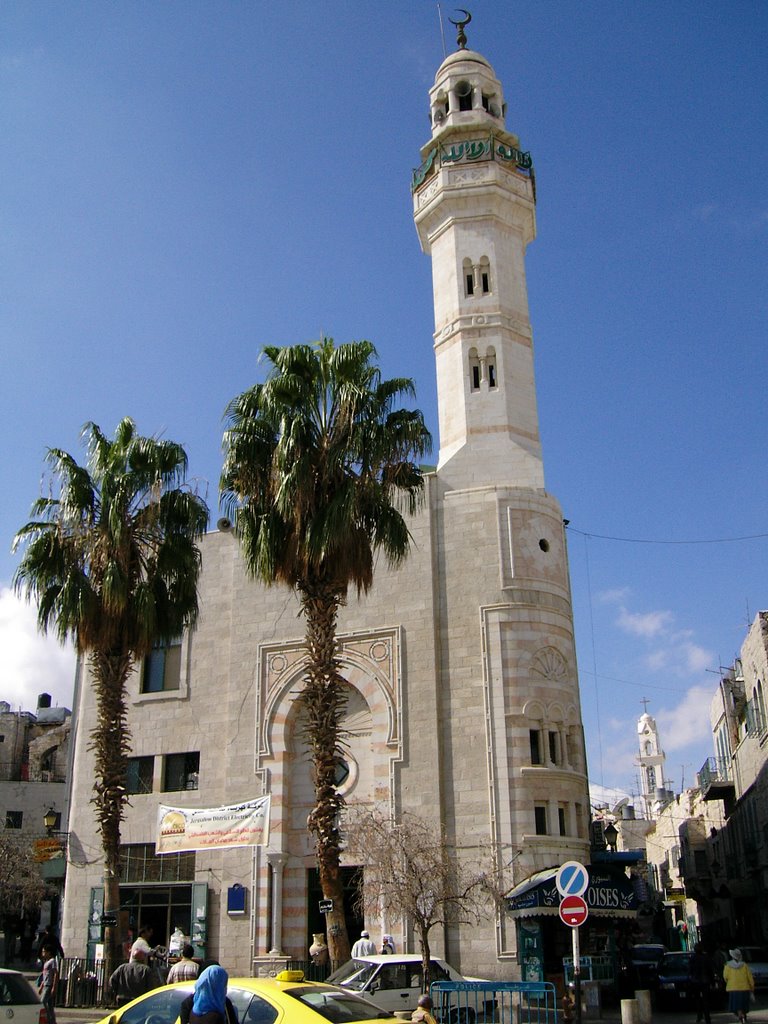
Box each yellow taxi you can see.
[95,970,393,1024]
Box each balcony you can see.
[698,756,735,804]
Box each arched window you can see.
[463,257,475,297]
[757,680,766,734]
[468,348,480,392]
[479,256,491,295]
[486,346,497,389]
[456,80,473,111]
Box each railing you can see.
[58,958,111,1008]
[562,955,614,984]
[697,756,731,789]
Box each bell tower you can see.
[413,29,542,490]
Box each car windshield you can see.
[0,975,40,1005]
[285,986,392,1022]
[119,987,195,1024]
[326,964,379,991]
[660,955,691,975]
[632,948,664,962]
[741,950,768,964]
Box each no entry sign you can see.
[559,894,589,927]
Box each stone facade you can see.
[61,38,590,977]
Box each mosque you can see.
[61,20,591,978]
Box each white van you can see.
[327,954,484,1015]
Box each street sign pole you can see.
[572,922,581,1024]
[556,862,588,1024]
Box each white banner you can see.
[156,796,270,853]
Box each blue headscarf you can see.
[192,965,229,1017]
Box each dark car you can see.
[740,948,768,990]
[655,952,725,1011]
[630,944,666,989]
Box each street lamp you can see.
[603,820,619,852]
[43,807,59,834]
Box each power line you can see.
[567,526,768,546]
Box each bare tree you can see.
[0,832,48,919]
[346,809,502,986]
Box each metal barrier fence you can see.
[58,958,111,1008]
[430,980,558,1024]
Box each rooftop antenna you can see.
[449,8,472,50]
[436,3,447,59]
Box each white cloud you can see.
[598,588,630,605]
[616,606,673,638]
[645,639,714,677]
[0,585,77,712]
[682,642,712,674]
[656,685,714,752]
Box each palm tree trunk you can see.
[299,581,351,965]
[89,649,133,976]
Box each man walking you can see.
[109,949,160,1007]
[689,943,715,1024]
[351,930,376,958]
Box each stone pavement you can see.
[33,987,768,1024]
[599,992,768,1024]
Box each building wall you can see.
[61,471,589,975]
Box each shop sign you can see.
[33,837,65,862]
[508,867,638,914]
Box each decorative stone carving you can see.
[530,646,568,681]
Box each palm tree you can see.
[13,418,208,967]
[221,337,431,963]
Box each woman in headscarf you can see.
[723,949,754,1024]
[180,965,238,1024]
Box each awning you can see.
[506,866,639,919]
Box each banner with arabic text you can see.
[156,796,270,853]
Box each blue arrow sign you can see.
[555,860,589,897]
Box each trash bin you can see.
[580,981,602,1020]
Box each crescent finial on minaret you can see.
[449,8,472,50]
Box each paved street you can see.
[48,995,768,1024]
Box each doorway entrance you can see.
[121,884,193,949]
[306,867,363,962]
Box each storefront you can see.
[507,866,639,997]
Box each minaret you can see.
[413,23,542,490]
[412,18,591,919]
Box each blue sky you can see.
[1,1,766,803]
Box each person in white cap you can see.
[351,930,377,958]
[723,949,754,1024]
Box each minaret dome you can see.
[428,49,507,138]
